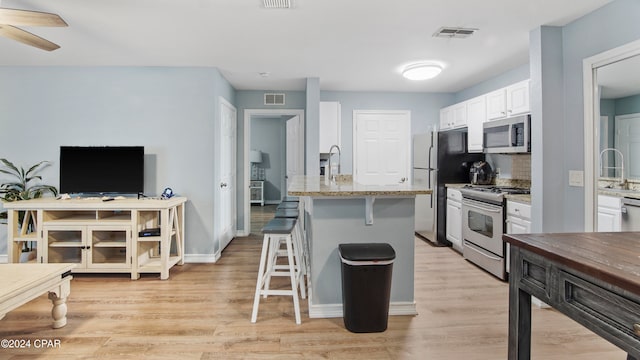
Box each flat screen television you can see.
[59,146,144,194]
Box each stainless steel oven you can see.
[461,197,505,280]
[459,185,530,280]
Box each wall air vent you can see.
[433,27,478,39]
[264,93,285,105]
[263,0,291,9]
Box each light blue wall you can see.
[616,94,640,115]
[530,26,566,233]
[559,0,640,230]
[454,64,530,103]
[0,66,235,258]
[250,117,285,202]
[320,91,453,174]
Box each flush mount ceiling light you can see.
[402,63,443,81]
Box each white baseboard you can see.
[0,254,7,264]
[184,253,220,263]
[308,301,418,318]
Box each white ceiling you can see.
[0,0,615,93]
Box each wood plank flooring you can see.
[0,205,626,359]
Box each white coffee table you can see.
[0,264,75,328]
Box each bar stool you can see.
[277,201,299,210]
[273,209,307,285]
[251,218,302,324]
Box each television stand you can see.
[4,197,187,280]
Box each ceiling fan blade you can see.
[0,8,67,27]
[0,25,60,51]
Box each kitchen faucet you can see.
[599,148,626,188]
[328,144,341,182]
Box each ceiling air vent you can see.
[433,27,478,39]
[264,93,285,106]
[263,0,291,9]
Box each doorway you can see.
[242,109,305,236]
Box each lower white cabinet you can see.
[506,200,547,308]
[597,195,622,232]
[446,188,463,252]
[506,200,532,274]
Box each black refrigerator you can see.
[435,130,485,245]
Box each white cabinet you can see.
[486,80,530,121]
[446,188,463,252]
[506,80,530,116]
[319,101,341,153]
[466,95,486,153]
[506,200,532,274]
[597,195,622,232]
[440,103,467,131]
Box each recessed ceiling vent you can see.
[264,93,285,105]
[263,0,291,9]
[433,27,478,39]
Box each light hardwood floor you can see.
[0,206,626,359]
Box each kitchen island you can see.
[288,175,431,318]
[504,232,640,359]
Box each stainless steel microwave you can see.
[483,114,530,153]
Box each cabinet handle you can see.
[634,323,640,336]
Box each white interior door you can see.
[353,110,411,185]
[615,113,640,179]
[218,98,237,252]
[285,115,302,193]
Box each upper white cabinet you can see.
[440,102,467,131]
[319,101,341,153]
[486,80,530,121]
[466,95,486,153]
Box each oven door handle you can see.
[462,198,502,213]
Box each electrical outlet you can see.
[569,170,584,187]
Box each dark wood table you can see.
[504,232,640,360]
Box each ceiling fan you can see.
[0,7,67,51]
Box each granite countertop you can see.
[598,188,640,200]
[288,175,432,197]
[505,194,531,204]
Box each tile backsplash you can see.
[510,154,531,180]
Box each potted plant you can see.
[0,158,58,262]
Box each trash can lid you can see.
[338,243,396,262]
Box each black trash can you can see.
[338,243,395,333]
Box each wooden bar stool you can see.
[251,218,302,324]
